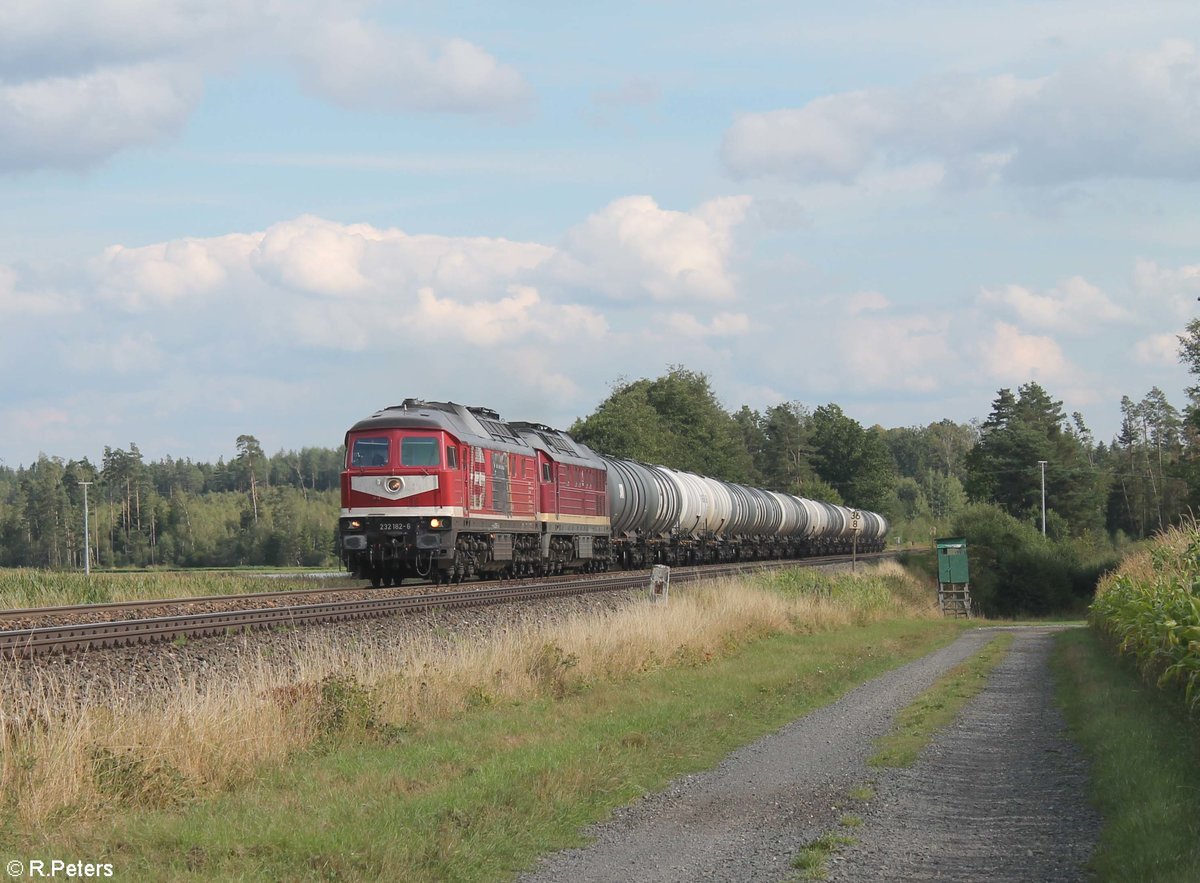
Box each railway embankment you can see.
[1,561,952,878]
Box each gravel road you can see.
[521,626,1099,883]
[828,626,1100,882]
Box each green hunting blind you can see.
[935,536,971,618]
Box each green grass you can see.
[869,631,1014,767]
[848,783,875,802]
[0,568,349,608]
[790,833,857,880]
[1053,628,1200,882]
[12,618,967,881]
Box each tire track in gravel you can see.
[827,626,1101,882]
[520,628,1001,883]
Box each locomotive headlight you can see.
[429,517,442,528]
[385,477,404,493]
[348,520,362,529]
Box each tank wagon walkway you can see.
[520,627,1099,883]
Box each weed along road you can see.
[522,626,1099,883]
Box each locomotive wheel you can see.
[370,573,382,588]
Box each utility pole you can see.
[1037,461,1047,536]
[79,481,93,576]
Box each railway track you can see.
[0,553,890,659]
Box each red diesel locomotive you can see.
[339,399,891,586]
[340,399,609,585]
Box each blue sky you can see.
[2,0,1199,466]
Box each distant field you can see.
[0,568,351,609]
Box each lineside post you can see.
[849,509,861,573]
[650,565,670,604]
[79,481,92,577]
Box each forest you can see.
[3,323,1199,601]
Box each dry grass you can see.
[0,562,937,831]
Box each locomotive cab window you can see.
[446,446,458,469]
[350,437,390,467]
[401,437,441,467]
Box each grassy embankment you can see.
[0,568,347,609]
[1,562,965,880]
[1053,525,1200,882]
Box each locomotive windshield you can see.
[350,437,390,467]
[401,437,441,467]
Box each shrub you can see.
[951,503,1117,617]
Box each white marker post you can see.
[650,564,670,604]
[849,509,861,572]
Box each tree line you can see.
[6,334,1200,576]
[571,366,1200,548]
[0,441,343,569]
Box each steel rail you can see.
[0,553,890,659]
[0,568,631,623]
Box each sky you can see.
[2,1,1200,467]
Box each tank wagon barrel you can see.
[338,399,888,585]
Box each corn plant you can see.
[1090,528,1200,711]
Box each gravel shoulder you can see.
[521,626,1099,883]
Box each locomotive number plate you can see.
[377,522,409,532]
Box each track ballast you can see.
[0,553,892,659]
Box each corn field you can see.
[1090,525,1200,711]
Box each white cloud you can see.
[290,21,529,114]
[503,350,583,403]
[660,311,751,338]
[1133,258,1200,321]
[0,1,531,171]
[844,291,890,315]
[836,313,952,393]
[0,265,76,315]
[722,40,1200,187]
[981,321,1074,384]
[1134,333,1181,366]
[91,233,252,309]
[89,215,558,312]
[252,216,374,297]
[0,62,200,172]
[978,276,1128,332]
[557,195,751,301]
[409,285,607,346]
